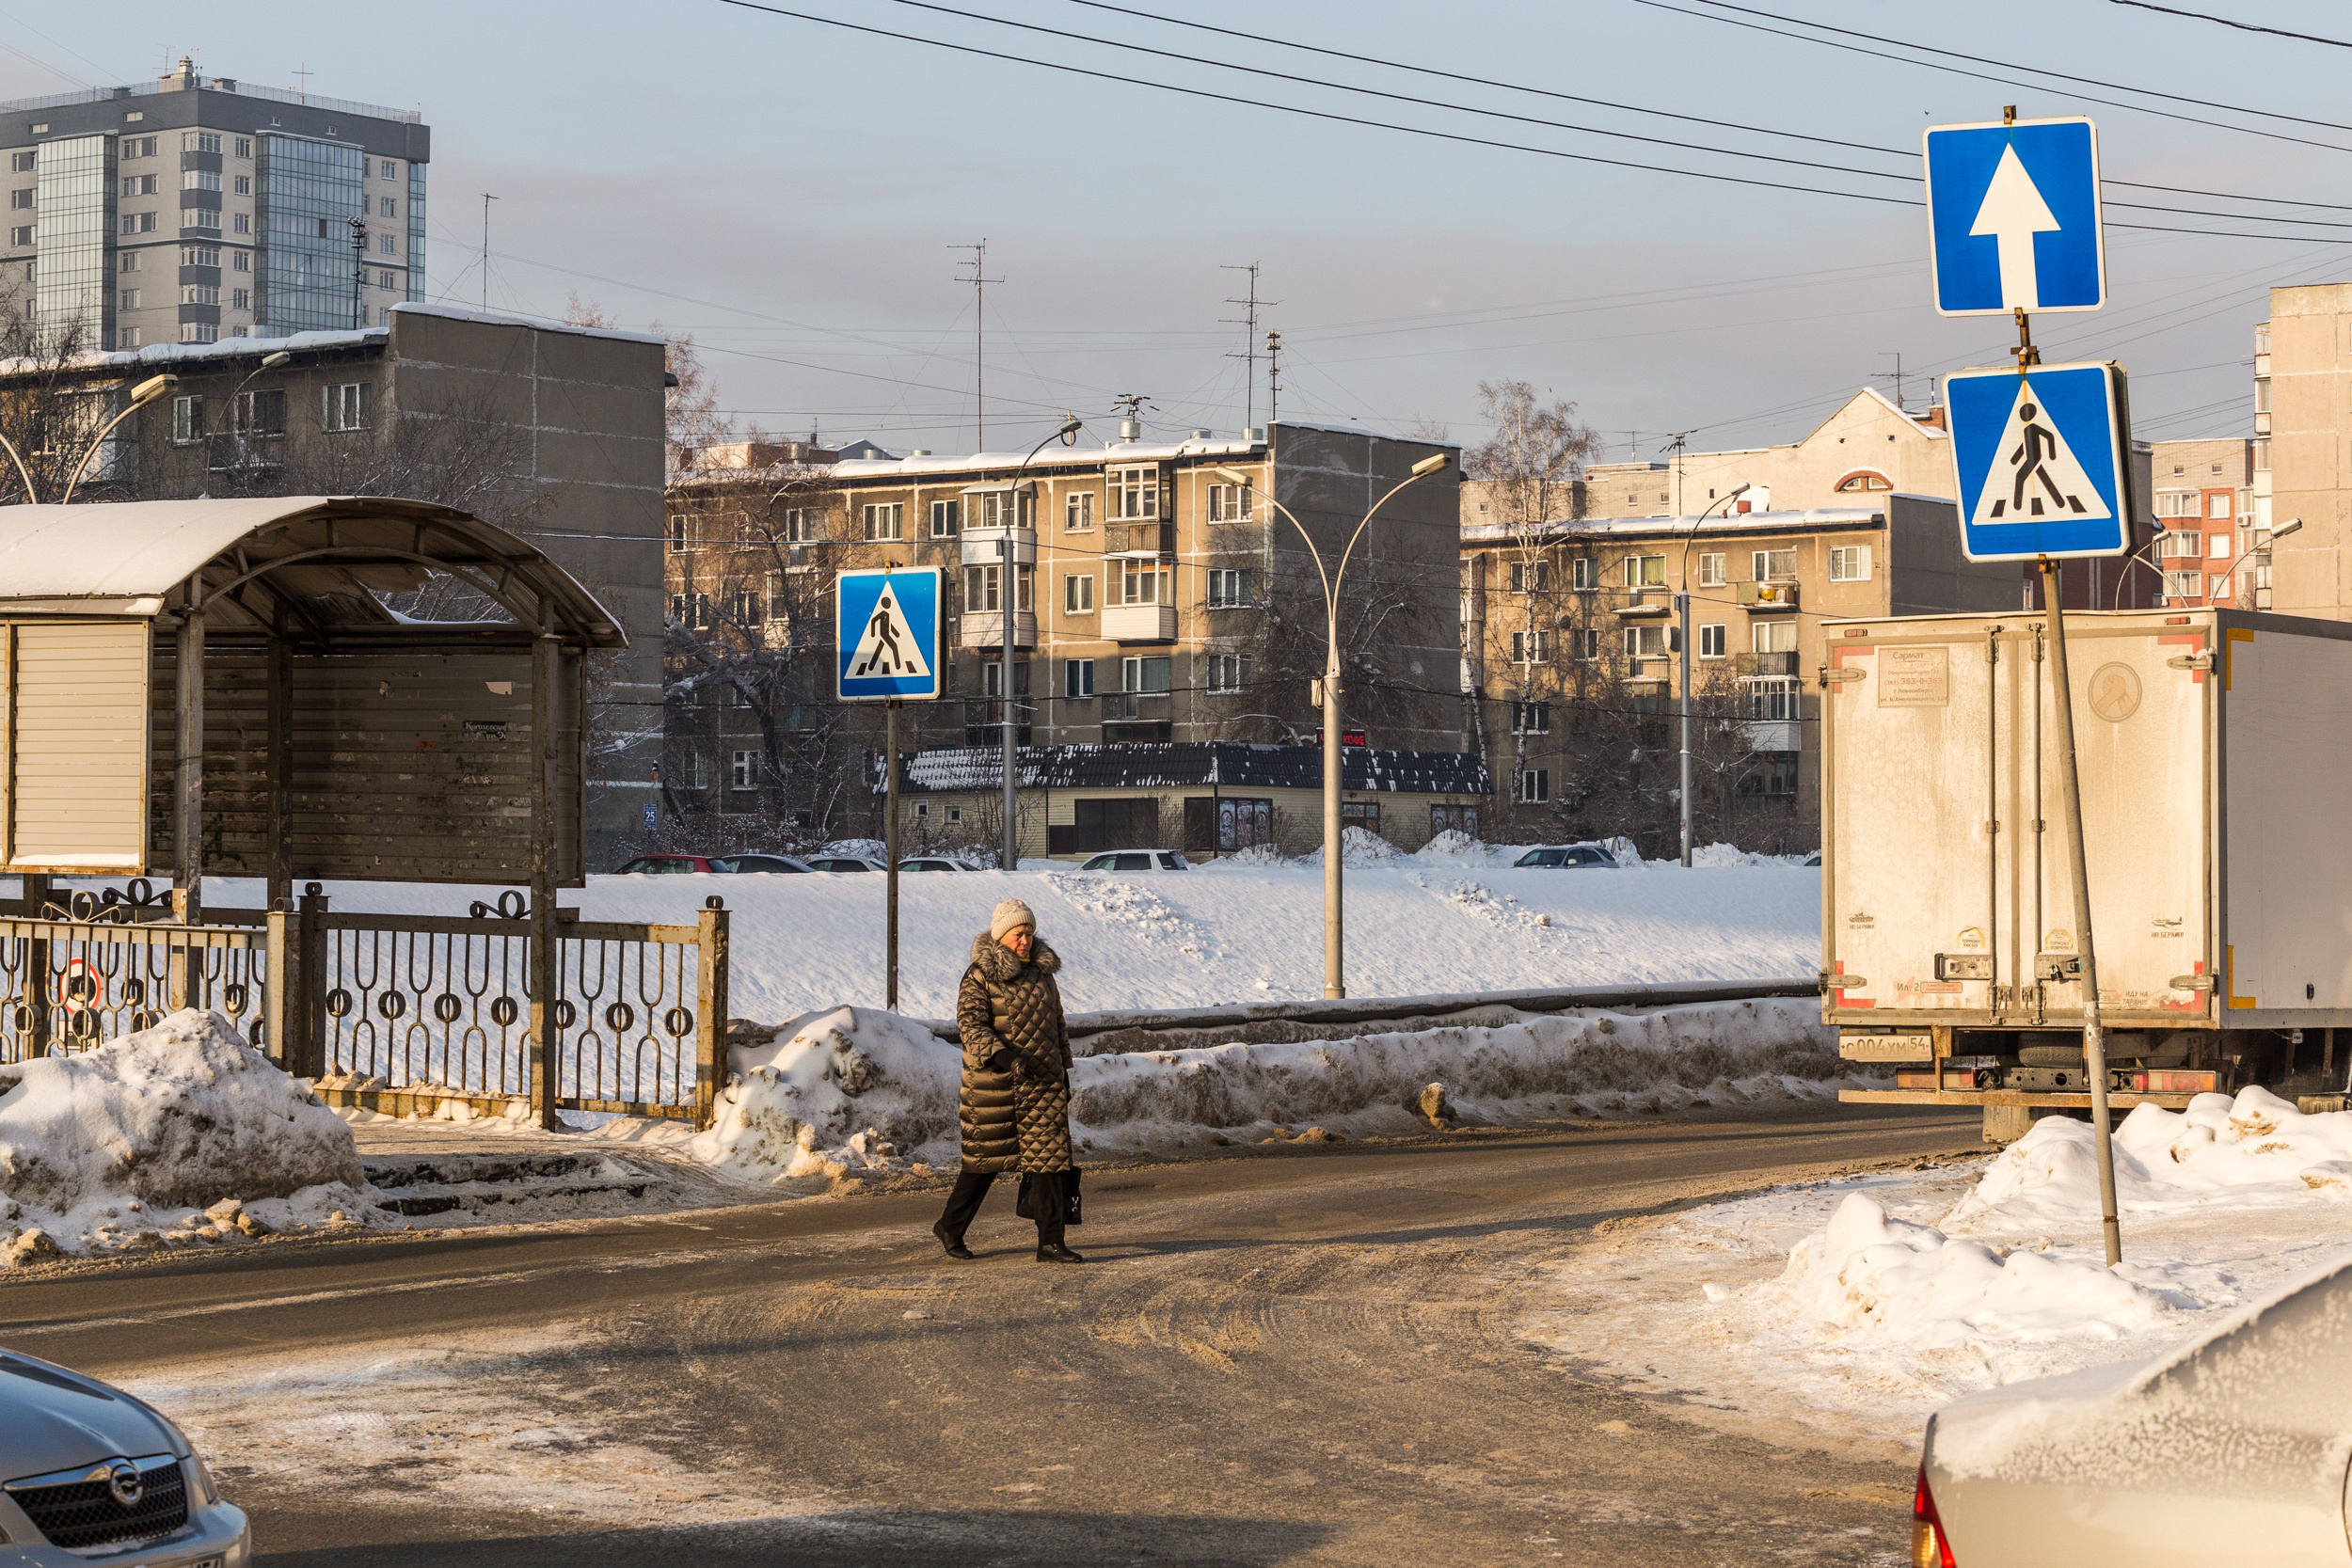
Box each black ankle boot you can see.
[1035,1242,1084,1263]
[933,1223,975,1260]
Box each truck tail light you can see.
[1913,1464,1957,1567]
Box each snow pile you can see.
[1042,871,1221,961]
[1297,826,1410,867]
[1411,830,1509,866]
[0,1010,394,1263]
[1649,843,1808,868]
[663,998,1859,1183]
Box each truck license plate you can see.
[1840,1034,1934,1061]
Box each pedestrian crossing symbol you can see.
[835,567,942,701]
[1945,360,2133,562]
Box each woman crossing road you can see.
[932,898,1084,1263]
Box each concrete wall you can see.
[2261,284,2352,621]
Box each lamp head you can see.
[129,373,177,406]
[260,351,293,370]
[1210,467,1253,487]
[1056,413,1083,439]
[2275,516,2304,541]
[1409,452,1452,479]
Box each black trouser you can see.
[937,1169,1065,1247]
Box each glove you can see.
[987,1048,1017,1075]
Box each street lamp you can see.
[209,350,294,483]
[999,414,1084,872]
[2219,515,2298,608]
[1212,450,1452,998]
[0,430,35,503]
[60,373,177,504]
[1677,483,1749,868]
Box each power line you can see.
[2108,0,2352,48]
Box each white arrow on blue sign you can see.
[1944,360,2134,562]
[835,566,943,701]
[1923,117,2105,317]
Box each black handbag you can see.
[1014,1169,1083,1226]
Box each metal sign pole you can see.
[2038,554,2123,1266]
[885,697,901,1010]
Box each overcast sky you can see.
[6,1,2345,458]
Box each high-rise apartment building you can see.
[0,58,426,350]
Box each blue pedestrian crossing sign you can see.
[1945,360,2134,562]
[835,567,941,701]
[1923,117,2105,316]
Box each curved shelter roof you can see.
[0,496,625,646]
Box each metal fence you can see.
[0,882,730,1130]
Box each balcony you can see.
[1106,522,1176,557]
[1739,580,1800,613]
[1737,651,1798,676]
[1614,591,1672,618]
[1104,692,1172,720]
[1103,602,1177,642]
[1740,720,1802,752]
[961,610,1036,650]
[960,526,1035,566]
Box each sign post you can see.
[836,567,942,1011]
[1928,110,2125,1265]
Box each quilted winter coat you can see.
[955,931,1074,1174]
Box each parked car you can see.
[0,1348,250,1564]
[1079,849,1191,871]
[803,856,885,873]
[898,857,972,872]
[1511,844,1619,868]
[1912,1254,2352,1565]
[614,854,810,874]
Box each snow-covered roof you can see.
[1461,505,1904,546]
[387,300,668,347]
[898,741,1490,797]
[834,435,1268,481]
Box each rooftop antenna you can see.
[480,193,497,310]
[1111,391,1154,444]
[293,61,312,104]
[951,240,1000,451]
[1264,329,1282,428]
[1222,262,1279,430]
[1875,352,1909,414]
[1660,430,1693,517]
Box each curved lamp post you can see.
[208,351,294,483]
[1212,451,1452,998]
[1677,483,1750,867]
[998,414,1084,872]
[2218,515,2297,608]
[61,373,178,503]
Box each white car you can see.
[1913,1253,2352,1565]
[1079,849,1190,872]
[1511,844,1619,868]
[898,857,975,872]
[0,1348,250,1565]
[803,856,885,873]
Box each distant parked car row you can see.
[615,853,983,876]
[1512,844,1620,868]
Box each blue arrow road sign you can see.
[835,567,942,701]
[1924,117,2104,316]
[1945,360,2133,561]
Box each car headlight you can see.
[183,1449,220,1508]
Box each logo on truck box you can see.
[1877,644,1950,707]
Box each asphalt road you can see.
[0,1103,1979,1567]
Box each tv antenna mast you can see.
[1221,262,1280,430]
[951,240,1000,451]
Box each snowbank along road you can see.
[0,1103,1977,1567]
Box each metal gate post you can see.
[695,898,730,1130]
[530,633,561,1132]
[296,883,328,1079]
[265,906,290,1068]
[21,874,49,1059]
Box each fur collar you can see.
[969,930,1060,981]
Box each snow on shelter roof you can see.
[0,497,626,646]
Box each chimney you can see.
[160,55,200,92]
[1916,405,1947,432]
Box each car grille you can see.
[7,1454,188,1550]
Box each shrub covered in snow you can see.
[0,1009,391,1262]
[691,1006,962,1181]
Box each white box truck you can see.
[1821,607,2352,1140]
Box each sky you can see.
[4,0,2346,461]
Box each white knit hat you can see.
[990,898,1037,942]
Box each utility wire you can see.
[2108,0,2352,48]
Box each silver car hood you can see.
[0,1353,183,1484]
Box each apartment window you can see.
[1510,630,1546,662]
[232,388,285,435]
[667,515,690,553]
[1510,701,1550,735]
[1569,556,1597,591]
[378,233,395,255]
[2210,532,2233,560]
[2164,570,2203,600]
[1515,768,1549,804]
[183,132,220,154]
[1110,466,1159,520]
[323,382,372,432]
[8,152,30,172]
[1065,657,1095,697]
[1740,756,1799,799]
[1699,624,1726,658]
[120,174,157,197]
[1120,655,1172,694]
[1623,554,1664,587]
[119,289,139,311]
[1207,481,1252,522]
[378,197,396,219]
[1120,559,1169,606]
[380,159,396,179]
[1509,561,1549,593]
[2254,439,2270,472]
[178,323,215,344]
[2211,572,2233,603]
[233,175,250,196]
[1753,548,1797,581]
[983,661,1032,699]
[186,208,220,231]
[929,498,960,538]
[119,251,138,273]
[1573,627,1600,660]
[376,269,395,290]
[1696,552,1726,588]
[8,226,28,247]
[1835,471,1891,493]
[1207,567,1250,608]
[182,170,220,192]
[183,285,219,306]
[232,213,249,235]
[2154,491,2196,518]
[1063,572,1094,612]
[1065,490,1094,531]
[119,327,140,348]
[679,752,709,791]
[181,245,220,267]
[1625,625,1667,659]
[1827,544,1874,582]
[2156,530,2202,560]
[1754,621,1797,655]
[862,502,904,541]
[1205,652,1250,692]
[730,751,760,791]
[963,563,1004,612]
[2208,492,2233,519]
[170,396,202,444]
[234,137,251,159]
[781,507,821,542]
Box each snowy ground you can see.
[1529,1088,2352,1456]
[167,846,1817,1020]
